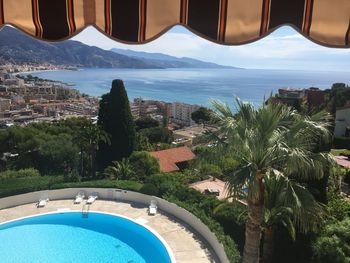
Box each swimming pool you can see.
[0,212,174,263]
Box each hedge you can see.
[0,176,64,198]
[0,168,40,179]
[0,178,143,198]
[51,179,143,192]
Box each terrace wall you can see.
[0,188,229,263]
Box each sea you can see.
[30,68,350,107]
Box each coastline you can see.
[24,68,350,107]
[14,69,71,76]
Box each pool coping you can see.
[0,210,177,263]
[0,188,229,263]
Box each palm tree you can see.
[104,158,134,180]
[209,98,332,263]
[261,173,325,263]
[76,122,110,178]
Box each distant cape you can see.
[111,48,242,69]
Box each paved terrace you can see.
[0,199,216,263]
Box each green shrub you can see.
[63,170,80,182]
[312,218,350,263]
[38,134,79,174]
[339,150,350,158]
[0,177,142,198]
[139,127,173,144]
[0,176,64,198]
[214,203,247,252]
[128,151,160,181]
[199,163,222,177]
[144,173,183,196]
[218,157,239,175]
[327,191,350,221]
[135,117,159,131]
[0,168,40,179]
[139,183,159,196]
[51,179,143,192]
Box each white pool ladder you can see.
[82,204,90,217]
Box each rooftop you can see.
[334,155,350,169]
[190,177,230,200]
[150,146,196,173]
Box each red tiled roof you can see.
[150,146,196,173]
[334,156,350,169]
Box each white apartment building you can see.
[334,105,350,137]
[170,102,200,126]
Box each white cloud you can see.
[72,25,350,71]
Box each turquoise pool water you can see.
[0,212,172,263]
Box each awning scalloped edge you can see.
[0,0,349,48]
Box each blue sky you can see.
[72,25,350,71]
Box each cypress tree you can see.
[96,79,136,170]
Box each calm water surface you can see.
[0,212,171,263]
[31,68,350,106]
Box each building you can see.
[130,103,140,119]
[334,103,350,137]
[170,102,200,126]
[3,78,25,87]
[278,88,305,99]
[172,125,206,146]
[149,146,196,173]
[305,87,326,111]
[131,98,163,119]
[190,177,230,200]
[270,87,326,112]
[0,98,11,112]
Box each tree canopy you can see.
[97,79,136,170]
[135,117,159,131]
[208,98,332,263]
[191,107,212,124]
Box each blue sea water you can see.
[0,212,171,263]
[31,68,350,106]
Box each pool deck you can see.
[0,199,216,263]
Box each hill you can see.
[111,48,241,69]
[0,27,160,68]
[0,26,241,69]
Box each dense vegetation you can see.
[1,81,350,262]
[97,80,136,170]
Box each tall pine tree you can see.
[97,80,136,170]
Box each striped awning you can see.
[0,0,349,47]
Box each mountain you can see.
[0,26,241,69]
[0,26,160,68]
[111,48,241,69]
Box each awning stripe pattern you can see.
[0,0,349,48]
[0,0,4,25]
[347,20,350,45]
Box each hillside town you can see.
[0,65,205,145]
[2,65,350,150]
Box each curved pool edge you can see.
[0,188,229,263]
[0,210,176,263]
